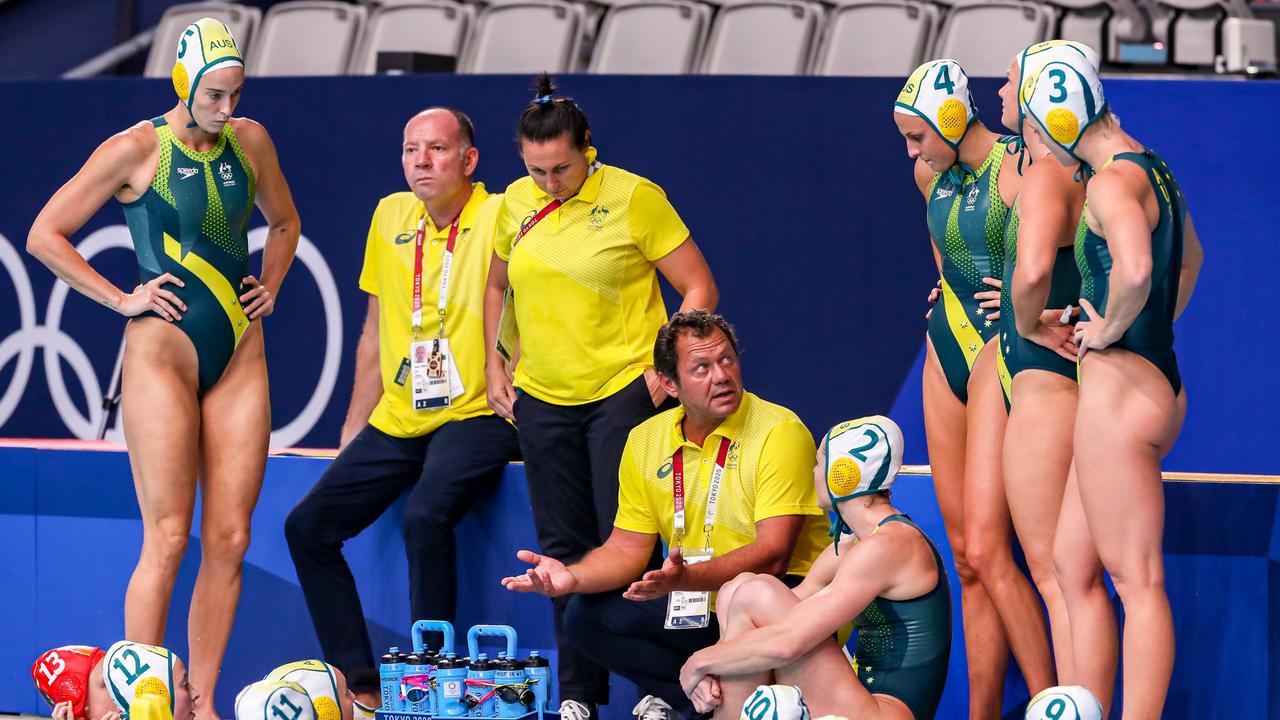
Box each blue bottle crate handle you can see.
[412,620,455,655]
[466,624,518,659]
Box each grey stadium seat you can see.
[811,0,939,76]
[1151,0,1276,69]
[700,0,825,75]
[247,1,367,76]
[589,0,711,74]
[348,0,475,74]
[144,3,262,78]
[1042,0,1147,62]
[931,0,1052,76]
[459,0,586,73]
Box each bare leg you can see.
[1074,350,1186,720]
[1054,463,1117,716]
[962,345,1055,695]
[922,340,1009,719]
[189,323,270,720]
[1004,370,1077,680]
[715,576,911,720]
[121,319,201,644]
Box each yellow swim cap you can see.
[173,18,244,111]
[265,661,344,720]
[894,59,976,151]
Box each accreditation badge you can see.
[411,338,454,411]
[496,287,519,363]
[664,550,713,630]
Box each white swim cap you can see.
[173,18,244,114]
[264,661,342,720]
[739,685,811,720]
[1013,42,1101,135]
[236,681,318,720]
[1025,685,1104,720]
[102,642,177,719]
[823,416,905,540]
[1022,52,1106,160]
[894,59,977,151]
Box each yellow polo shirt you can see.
[614,392,829,577]
[494,150,690,405]
[358,184,499,437]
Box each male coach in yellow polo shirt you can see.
[286,108,520,684]
[502,310,828,720]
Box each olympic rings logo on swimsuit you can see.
[0,226,342,448]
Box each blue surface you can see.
[1,447,1277,719]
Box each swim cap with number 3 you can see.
[1022,53,1106,159]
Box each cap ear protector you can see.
[823,416,905,546]
[103,642,177,719]
[1022,55,1107,162]
[894,59,977,153]
[173,18,243,127]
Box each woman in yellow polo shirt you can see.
[483,74,717,720]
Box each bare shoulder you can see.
[1087,162,1149,208]
[102,120,159,166]
[1022,156,1077,202]
[228,116,274,153]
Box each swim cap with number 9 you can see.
[1025,685,1103,720]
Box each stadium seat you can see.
[347,0,475,74]
[588,0,711,74]
[1150,0,1276,69]
[930,0,1052,76]
[458,0,586,73]
[700,0,825,75]
[810,0,939,76]
[247,1,367,76]
[1041,0,1148,62]
[144,3,262,78]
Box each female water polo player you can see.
[27,18,299,720]
[892,59,1054,714]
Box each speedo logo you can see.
[177,167,200,180]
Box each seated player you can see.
[32,642,197,720]
[264,661,354,720]
[679,417,952,720]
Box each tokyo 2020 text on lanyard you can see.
[665,436,731,629]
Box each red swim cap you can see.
[32,645,106,719]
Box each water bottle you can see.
[493,654,529,718]
[523,651,550,711]
[465,653,496,718]
[380,647,405,711]
[423,649,441,715]
[436,653,470,717]
[403,653,431,714]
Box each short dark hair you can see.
[653,310,741,382]
[415,106,475,147]
[516,73,590,150]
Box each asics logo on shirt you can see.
[394,232,415,244]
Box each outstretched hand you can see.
[500,549,577,597]
[622,546,690,602]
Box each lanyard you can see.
[412,210,461,339]
[511,160,602,250]
[672,437,732,552]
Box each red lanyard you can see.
[672,437,732,550]
[412,212,461,338]
[512,198,563,249]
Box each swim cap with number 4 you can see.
[894,59,976,150]
[1022,53,1106,159]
